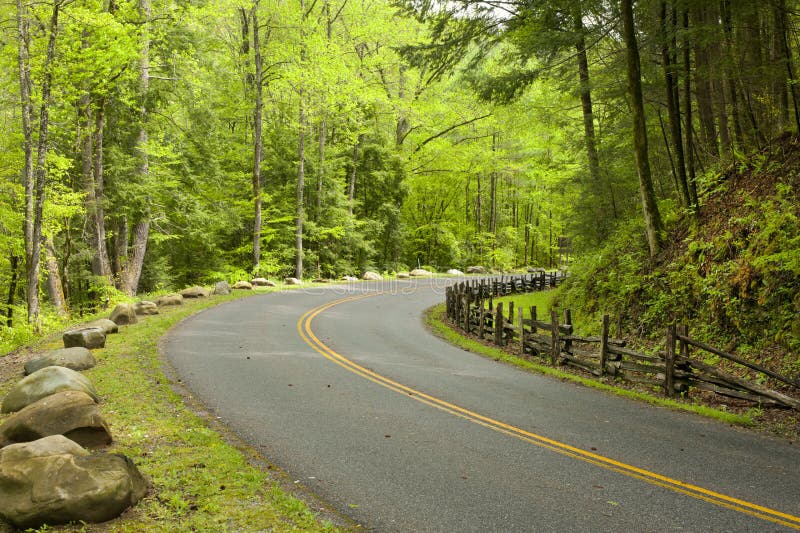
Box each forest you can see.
[2,0,800,353]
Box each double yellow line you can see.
[297,293,800,530]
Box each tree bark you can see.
[44,235,66,316]
[6,255,19,327]
[682,8,698,206]
[295,0,307,280]
[622,0,664,257]
[574,12,601,188]
[693,4,719,158]
[660,1,691,208]
[348,137,361,216]
[251,3,264,273]
[16,0,35,323]
[119,0,150,295]
[26,0,61,326]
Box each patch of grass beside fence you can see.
[424,303,753,427]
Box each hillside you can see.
[560,134,800,389]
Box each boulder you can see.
[312,278,329,284]
[527,266,545,273]
[284,277,302,285]
[0,435,147,529]
[0,391,111,449]
[466,265,487,274]
[109,303,137,326]
[1,367,99,414]
[155,294,183,307]
[213,281,231,295]
[63,328,106,350]
[180,286,209,298]
[362,271,382,281]
[83,319,119,335]
[341,275,359,282]
[396,272,410,279]
[446,269,464,276]
[133,301,158,316]
[233,281,253,290]
[24,348,96,375]
[409,268,433,277]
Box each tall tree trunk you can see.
[475,173,482,233]
[44,235,66,316]
[295,0,307,280]
[693,4,719,158]
[92,96,112,279]
[348,137,360,216]
[574,12,601,188]
[16,0,35,323]
[683,8,698,206]
[316,119,325,222]
[622,0,664,257]
[251,3,263,273]
[720,0,744,150]
[396,65,409,146]
[775,0,800,132]
[26,0,61,326]
[6,255,19,327]
[119,0,150,295]
[660,1,691,208]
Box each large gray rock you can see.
[396,272,410,279]
[233,281,253,290]
[154,294,183,307]
[251,278,275,287]
[409,268,433,277]
[83,319,119,335]
[133,301,158,316]
[213,281,231,295]
[0,435,147,529]
[24,348,96,375]
[362,271,382,281]
[341,275,359,282]
[446,269,464,276]
[63,328,106,350]
[109,303,137,326]
[0,391,110,449]
[180,286,209,298]
[284,277,302,285]
[466,265,487,274]
[1,367,99,414]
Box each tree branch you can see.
[412,113,492,154]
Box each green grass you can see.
[0,286,349,532]
[425,303,753,427]
[483,290,558,313]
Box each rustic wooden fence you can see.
[445,276,800,410]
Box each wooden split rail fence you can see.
[445,276,800,410]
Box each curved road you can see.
[164,279,800,531]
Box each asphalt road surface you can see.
[163,279,800,532]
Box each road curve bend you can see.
[163,279,800,532]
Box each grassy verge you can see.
[0,287,350,532]
[424,303,753,427]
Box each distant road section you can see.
[164,279,800,531]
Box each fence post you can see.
[518,307,525,355]
[494,302,504,346]
[550,310,560,365]
[599,314,610,376]
[677,324,688,359]
[616,313,623,338]
[463,292,471,333]
[508,301,515,325]
[530,306,537,334]
[665,324,676,397]
[563,309,572,353]
[478,303,485,339]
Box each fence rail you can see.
[445,276,800,410]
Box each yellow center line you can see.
[296,291,800,530]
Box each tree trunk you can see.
[44,235,66,316]
[574,12,601,188]
[317,119,326,222]
[660,1,691,208]
[693,4,719,158]
[16,0,35,323]
[6,255,19,327]
[251,3,264,272]
[475,174,482,233]
[92,96,112,279]
[295,0,307,280]
[119,220,150,295]
[119,0,150,296]
[622,0,664,257]
[348,137,360,216]
[26,0,61,326]
[683,8,698,206]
